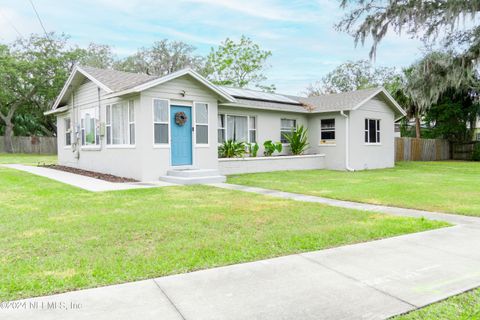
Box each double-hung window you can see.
[320,118,335,143]
[280,118,296,143]
[81,108,99,146]
[365,119,381,144]
[195,103,208,145]
[106,100,135,145]
[153,99,169,144]
[65,118,72,146]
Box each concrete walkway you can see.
[2,164,175,192]
[211,183,480,226]
[2,184,480,320]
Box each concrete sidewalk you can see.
[2,183,480,320]
[2,164,175,192]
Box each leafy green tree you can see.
[75,43,116,69]
[336,0,480,61]
[305,60,398,95]
[424,88,480,142]
[204,36,275,92]
[0,33,82,152]
[336,1,480,107]
[115,40,204,76]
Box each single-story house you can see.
[46,66,406,183]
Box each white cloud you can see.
[184,0,318,22]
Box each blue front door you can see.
[171,106,193,166]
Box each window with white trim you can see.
[320,118,335,143]
[106,100,135,145]
[195,102,208,144]
[280,118,296,143]
[65,118,72,146]
[365,119,381,143]
[80,108,99,146]
[218,114,226,143]
[218,114,256,143]
[248,116,256,143]
[153,99,169,144]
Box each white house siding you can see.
[57,74,223,181]
[217,106,309,156]
[348,97,395,170]
[307,112,346,170]
[138,74,220,181]
[56,79,144,179]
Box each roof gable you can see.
[50,66,234,111]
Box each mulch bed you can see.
[41,165,138,183]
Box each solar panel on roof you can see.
[220,86,299,104]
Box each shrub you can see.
[247,143,259,157]
[263,140,282,156]
[284,125,309,155]
[218,140,245,158]
[472,143,480,161]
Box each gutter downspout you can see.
[340,110,355,172]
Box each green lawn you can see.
[393,288,480,320]
[0,153,57,165]
[228,161,480,217]
[0,159,446,301]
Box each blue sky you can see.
[0,0,425,94]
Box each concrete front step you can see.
[166,169,221,178]
[159,175,226,185]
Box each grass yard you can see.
[228,161,480,217]
[0,153,57,165]
[0,156,447,301]
[393,288,480,320]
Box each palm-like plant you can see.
[218,140,245,158]
[284,125,309,155]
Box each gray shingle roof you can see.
[80,66,158,92]
[294,87,383,112]
[77,67,399,115]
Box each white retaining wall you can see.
[218,154,325,175]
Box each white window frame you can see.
[320,118,336,145]
[64,117,72,148]
[152,98,170,148]
[218,114,226,144]
[194,102,209,147]
[280,118,297,144]
[80,107,100,150]
[217,113,257,144]
[105,100,136,148]
[248,116,257,144]
[128,100,135,146]
[365,118,381,144]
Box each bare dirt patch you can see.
[41,165,138,183]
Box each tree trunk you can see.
[415,116,421,139]
[3,120,14,153]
